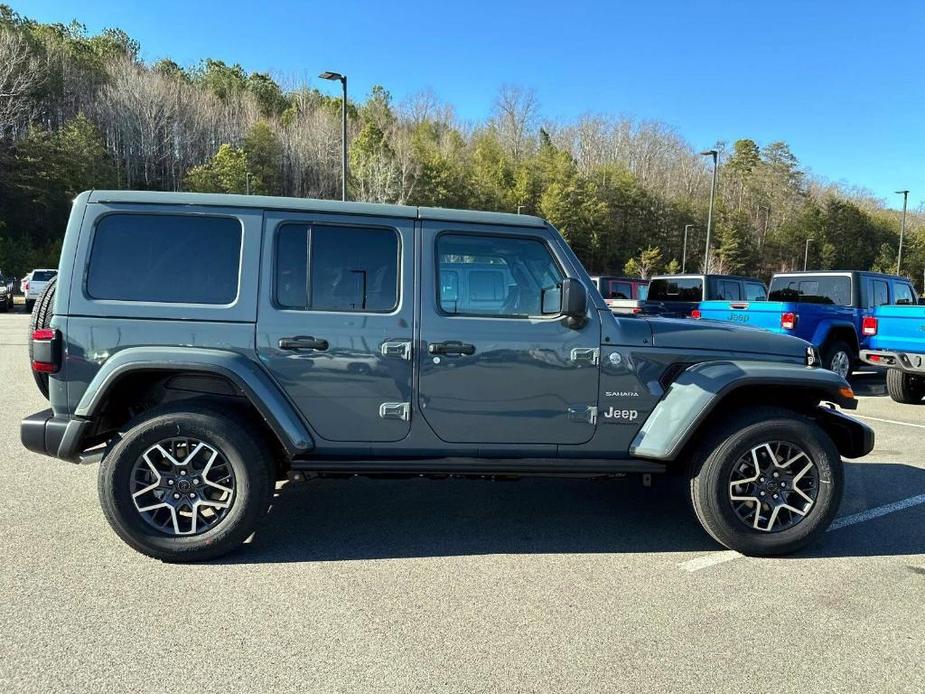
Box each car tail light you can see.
[781,312,798,330]
[632,307,642,314]
[23,281,29,292]
[31,328,60,374]
[862,316,878,336]
[690,309,702,319]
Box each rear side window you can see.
[745,283,767,301]
[32,270,57,281]
[275,224,399,312]
[648,278,703,302]
[894,283,915,305]
[768,276,852,306]
[716,280,742,301]
[87,214,242,304]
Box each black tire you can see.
[98,405,274,562]
[28,277,57,400]
[886,368,925,404]
[25,299,35,313]
[688,407,843,556]
[821,339,854,379]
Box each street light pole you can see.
[683,224,694,273]
[895,189,909,275]
[319,71,349,201]
[700,149,719,273]
[804,238,812,271]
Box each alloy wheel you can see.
[829,350,851,379]
[728,441,818,532]
[130,438,236,536]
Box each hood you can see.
[646,316,810,359]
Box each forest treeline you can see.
[1,5,922,286]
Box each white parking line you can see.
[681,493,925,572]
[680,550,742,572]
[853,414,925,430]
[827,494,925,531]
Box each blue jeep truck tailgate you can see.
[697,300,787,332]
[868,304,925,353]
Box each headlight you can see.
[806,346,820,367]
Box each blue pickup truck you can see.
[696,271,920,378]
[860,303,925,403]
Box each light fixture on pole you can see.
[319,71,348,201]
[895,190,909,275]
[700,149,719,273]
[683,224,695,273]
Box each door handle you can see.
[278,336,329,351]
[428,340,476,356]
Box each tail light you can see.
[23,281,29,292]
[781,312,798,330]
[862,316,878,336]
[31,328,60,374]
[690,309,702,319]
[632,307,642,314]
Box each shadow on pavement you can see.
[224,461,925,564]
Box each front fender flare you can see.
[74,347,314,457]
[629,360,855,461]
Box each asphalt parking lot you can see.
[0,309,922,693]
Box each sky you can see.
[15,0,925,209]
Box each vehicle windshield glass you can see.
[768,276,851,305]
[31,270,56,281]
[648,278,702,302]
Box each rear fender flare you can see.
[74,347,314,457]
[812,320,859,353]
[629,360,855,461]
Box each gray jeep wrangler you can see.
[21,191,873,562]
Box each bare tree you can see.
[490,84,539,160]
[0,29,45,138]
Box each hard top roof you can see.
[85,190,546,228]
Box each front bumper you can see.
[860,349,925,375]
[21,409,92,462]
[814,406,875,459]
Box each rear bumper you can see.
[21,409,92,462]
[860,349,925,375]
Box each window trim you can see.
[272,221,402,314]
[433,230,568,321]
[85,211,244,306]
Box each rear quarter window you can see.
[648,278,703,302]
[768,276,852,306]
[87,214,242,304]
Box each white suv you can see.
[23,269,57,312]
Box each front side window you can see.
[894,283,915,305]
[437,233,563,318]
[275,224,399,312]
[870,280,889,307]
[87,214,242,304]
[746,283,767,301]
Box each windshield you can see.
[648,277,703,302]
[768,276,851,305]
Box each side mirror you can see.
[561,277,588,329]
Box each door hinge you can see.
[379,402,410,421]
[567,405,598,425]
[380,340,412,360]
[570,347,600,365]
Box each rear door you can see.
[256,211,415,443]
[417,222,601,445]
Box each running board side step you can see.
[289,457,668,475]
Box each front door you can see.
[417,223,601,445]
[256,211,414,442]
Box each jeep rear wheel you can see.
[689,408,843,556]
[886,368,925,404]
[98,405,274,562]
[822,340,854,379]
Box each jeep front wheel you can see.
[689,408,843,556]
[98,405,274,562]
